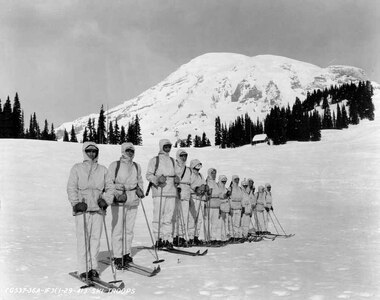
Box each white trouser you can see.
[255,210,267,231]
[241,214,251,237]
[173,199,189,239]
[220,212,229,241]
[75,212,103,273]
[231,209,242,238]
[208,207,222,241]
[188,198,203,239]
[152,196,176,241]
[111,205,138,257]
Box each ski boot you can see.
[155,238,164,249]
[114,257,124,270]
[123,253,133,265]
[88,269,99,280]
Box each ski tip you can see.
[195,250,200,254]
[153,259,165,264]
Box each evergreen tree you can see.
[322,96,329,109]
[41,119,50,140]
[349,97,360,125]
[82,127,89,143]
[341,104,349,128]
[126,121,135,143]
[97,105,106,144]
[120,126,126,144]
[92,118,97,142]
[63,129,69,142]
[310,110,321,141]
[114,120,120,144]
[186,134,192,147]
[322,105,333,129]
[201,132,210,147]
[0,98,2,113]
[336,104,342,129]
[108,121,115,144]
[1,96,12,138]
[12,93,23,138]
[194,135,201,147]
[180,139,187,147]
[49,123,57,141]
[215,116,222,146]
[134,115,142,145]
[292,97,303,140]
[70,125,78,142]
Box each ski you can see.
[159,247,205,256]
[265,233,295,238]
[69,272,123,293]
[247,235,265,242]
[100,259,160,277]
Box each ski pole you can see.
[178,201,189,241]
[268,210,279,234]
[82,199,89,282]
[253,210,261,233]
[207,198,211,242]
[157,187,164,246]
[121,202,126,267]
[102,212,119,282]
[140,199,164,263]
[272,210,287,235]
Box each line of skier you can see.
[66,139,275,281]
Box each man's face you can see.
[234,178,239,184]
[179,153,188,162]
[125,148,134,158]
[163,144,172,153]
[85,149,98,160]
[210,169,216,180]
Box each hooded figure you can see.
[205,168,224,245]
[218,175,230,242]
[254,185,268,234]
[228,175,244,240]
[188,159,206,245]
[146,139,179,248]
[241,179,254,238]
[108,142,144,267]
[67,142,115,280]
[172,149,192,247]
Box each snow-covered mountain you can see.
[56,53,369,144]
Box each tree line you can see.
[0,93,57,140]
[264,81,374,145]
[63,105,143,145]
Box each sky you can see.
[0,0,379,126]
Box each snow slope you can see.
[1,95,380,299]
[56,53,369,144]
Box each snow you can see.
[1,94,380,299]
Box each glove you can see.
[98,198,108,210]
[206,187,212,196]
[265,207,270,212]
[177,187,182,196]
[115,193,127,203]
[195,184,206,196]
[249,213,252,218]
[174,175,181,186]
[225,190,231,198]
[229,210,233,216]
[74,202,87,213]
[242,207,245,214]
[271,206,273,211]
[157,175,167,187]
[136,186,145,199]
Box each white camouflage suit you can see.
[228,175,243,238]
[204,168,224,242]
[188,159,206,240]
[173,149,192,240]
[241,184,255,237]
[254,186,267,232]
[108,142,144,258]
[67,142,115,274]
[217,176,230,241]
[146,139,177,242]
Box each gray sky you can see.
[0,0,379,126]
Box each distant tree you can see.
[70,125,78,142]
[1,96,12,138]
[12,93,23,138]
[134,115,142,145]
[193,135,201,147]
[120,125,126,144]
[63,129,69,142]
[201,132,210,147]
[49,123,57,141]
[310,110,321,141]
[341,104,349,128]
[82,127,89,143]
[114,120,120,144]
[336,104,342,129]
[97,105,106,144]
[41,119,50,140]
[108,121,115,144]
[215,116,221,146]
[186,134,192,147]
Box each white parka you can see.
[67,142,115,214]
[229,175,243,210]
[189,159,206,201]
[108,142,144,207]
[146,139,177,198]
[206,168,223,209]
[175,149,192,201]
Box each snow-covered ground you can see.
[1,107,380,299]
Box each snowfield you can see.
[1,99,380,299]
